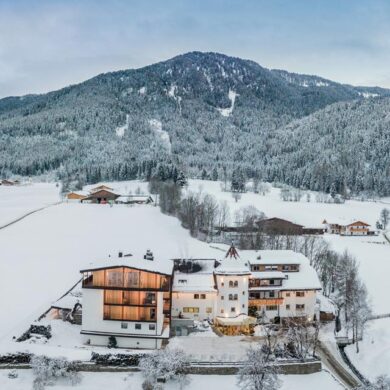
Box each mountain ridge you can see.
[1,51,390,195]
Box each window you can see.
[149,324,156,331]
[183,307,200,313]
[234,294,238,301]
[234,281,238,287]
[229,294,233,301]
[135,324,142,330]
[229,281,234,287]
[242,291,245,295]
[121,323,128,329]
[178,279,187,284]
[286,292,291,297]
[296,291,305,297]
[231,307,236,313]
[221,309,224,314]
[252,265,260,271]
[269,291,275,298]
[200,294,206,300]
[221,296,224,300]
[266,305,277,311]
[242,304,245,308]
[270,279,275,285]
[194,294,199,299]
[296,304,305,310]
[286,304,290,310]
[221,282,224,287]
[206,307,212,313]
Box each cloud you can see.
[0,0,390,97]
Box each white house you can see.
[171,259,217,321]
[80,250,173,349]
[246,250,321,322]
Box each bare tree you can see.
[139,348,190,389]
[380,208,390,230]
[285,319,320,361]
[237,343,281,390]
[217,200,230,231]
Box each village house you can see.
[80,250,172,349]
[246,250,321,323]
[322,219,373,236]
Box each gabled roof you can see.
[90,184,114,193]
[346,220,370,227]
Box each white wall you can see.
[85,334,162,349]
[279,290,317,320]
[215,275,248,318]
[171,291,217,321]
[82,289,165,340]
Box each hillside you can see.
[0,51,389,194]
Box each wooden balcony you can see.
[248,298,284,306]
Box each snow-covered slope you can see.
[0,183,60,226]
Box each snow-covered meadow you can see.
[0,370,344,390]
[0,183,60,226]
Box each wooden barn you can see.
[81,189,119,204]
[256,218,305,235]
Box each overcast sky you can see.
[1,0,390,98]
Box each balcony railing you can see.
[248,298,284,306]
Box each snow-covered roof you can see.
[244,250,307,265]
[173,273,216,293]
[80,251,173,275]
[214,257,251,275]
[244,250,322,291]
[317,293,336,314]
[68,190,89,196]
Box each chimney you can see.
[118,251,123,258]
[144,249,154,261]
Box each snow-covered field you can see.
[345,317,390,380]
[0,183,60,226]
[0,370,343,390]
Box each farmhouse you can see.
[81,189,119,204]
[80,250,172,349]
[322,219,373,236]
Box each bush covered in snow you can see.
[31,355,81,390]
[17,324,52,342]
[90,352,145,366]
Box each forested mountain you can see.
[1,51,389,194]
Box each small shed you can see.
[66,191,88,201]
[115,195,154,205]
